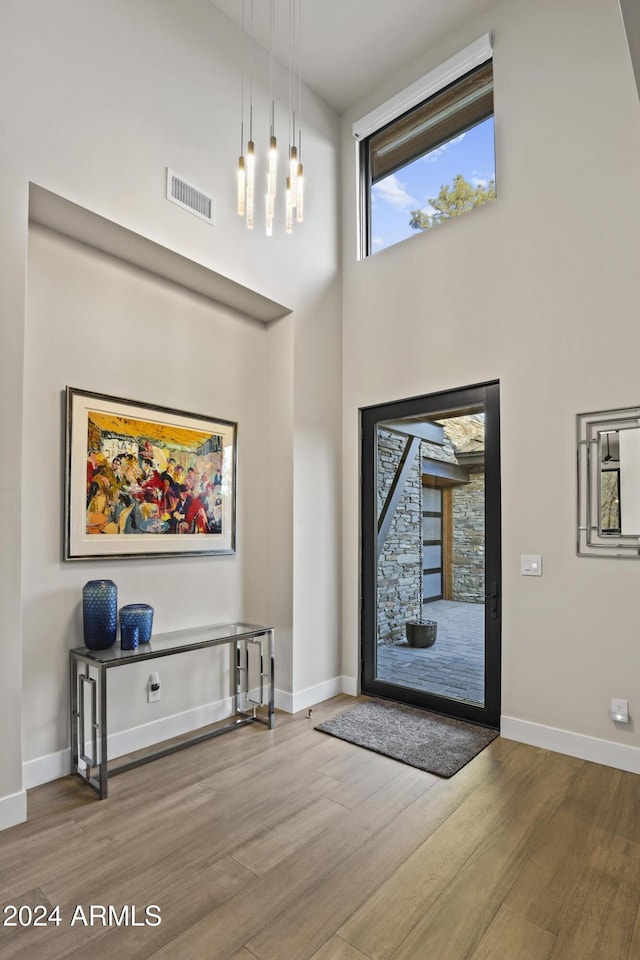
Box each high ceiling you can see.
[209,0,497,114]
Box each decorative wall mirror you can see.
[577,406,640,557]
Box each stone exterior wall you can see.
[451,467,485,602]
[421,438,457,464]
[375,418,485,645]
[376,430,422,644]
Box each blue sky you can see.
[371,117,496,253]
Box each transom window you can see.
[354,39,496,256]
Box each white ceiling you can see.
[209,0,497,114]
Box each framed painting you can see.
[64,387,237,560]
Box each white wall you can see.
[0,0,342,826]
[291,281,344,704]
[23,224,271,760]
[341,0,640,764]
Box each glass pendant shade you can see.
[268,136,278,202]
[285,177,293,233]
[246,140,255,229]
[296,163,304,221]
[266,134,277,235]
[289,145,298,203]
[237,156,246,216]
[265,190,272,236]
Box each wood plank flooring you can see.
[1,695,639,960]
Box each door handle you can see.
[486,581,499,620]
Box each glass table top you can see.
[71,622,272,665]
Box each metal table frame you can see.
[70,622,275,799]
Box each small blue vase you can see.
[83,580,118,650]
[119,603,154,644]
[120,623,140,651]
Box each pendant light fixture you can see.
[295,0,304,224]
[236,0,246,217]
[237,0,305,235]
[286,0,297,233]
[237,0,255,229]
[245,0,255,229]
[266,0,277,236]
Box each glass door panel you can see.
[361,383,501,728]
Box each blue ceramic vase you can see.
[119,603,154,644]
[82,580,118,650]
[120,623,140,651]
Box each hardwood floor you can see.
[1,695,639,960]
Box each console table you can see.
[70,622,274,799]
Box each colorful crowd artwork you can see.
[85,410,225,537]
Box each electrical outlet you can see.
[610,697,629,723]
[148,672,161,703]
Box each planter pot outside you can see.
[406,619,437,648]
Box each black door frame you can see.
[361,380,501,728]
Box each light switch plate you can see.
[521,554,543,576]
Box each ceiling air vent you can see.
[166,168,215,225]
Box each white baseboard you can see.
[21,708,640,801]
[24,679,360,790]
[24,696,236,789]
[23,750,71,790]
[275,676,353,714]
[501,715,640,775]
[0,790,27,831]
[341,675,359,697]
[105,696,236,761]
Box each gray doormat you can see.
[315,699,498,778]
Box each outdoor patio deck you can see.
[376,599,484,704]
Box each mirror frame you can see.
[577,406,640,558]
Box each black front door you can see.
[361,381,501,728]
